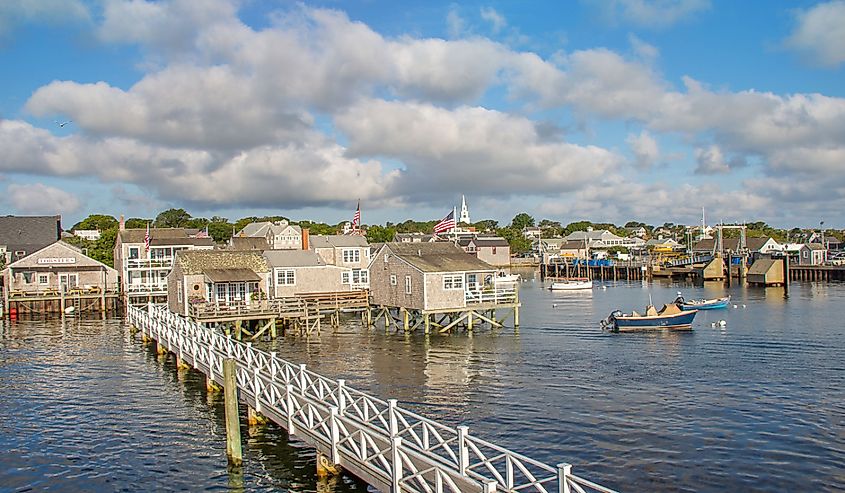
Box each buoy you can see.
[552,304,557,308]
[64,306,76,314]
[602,286,607,290]
[718,320,726,327]
[733,304,738,308]
[742,304,746,308]
[711,322,716,327]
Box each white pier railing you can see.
[128,304,617,493]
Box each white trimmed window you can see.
[405,275,412,294]
[443,274,464,290]
[390,274,397,285]
[342,248,361,263]
[352,269,368,284]
[38,274,49,285]
[276,269,295,285]
[342,271,351,284]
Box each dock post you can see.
[558,463,572,493]
[223,358,243,467]
[424,313,430,334]
[403,308,409,332]
[783,256,790,297]
[467,310,473,332]
[270,318,277,339]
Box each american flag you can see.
[144,223,151,251]
[433,210,455,234]
[196,226,209,238]
[352,201,361,229]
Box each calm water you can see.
[1,273,844,492]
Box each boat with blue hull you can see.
[602,303,698,332]
[674,293,730,310]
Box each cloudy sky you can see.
[1,0,843,228]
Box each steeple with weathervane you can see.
[459,195,471,224]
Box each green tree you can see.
[125,218,150,229]
[564,221,592,235]
[155,208,192,228]
[498,227,532,255]
[510,213,535,231]
[73,214,117,231]
[473,219,499,232]
[208,221,234,243]
[366,225,396,243]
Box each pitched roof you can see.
[473,236,509,247]
[263,250,326,268]
[748,259,778,275]
[230,237,269,251]
[693,237,776,253]
[204,268,261,282]
[805,243,826,250]
[386,242,495,273]
[309,234,368,248]
[175,250,268,275]
[0,215,62,256]
[7,240,116,272]
[118,228,215,247]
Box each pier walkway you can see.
[128,304,616,493]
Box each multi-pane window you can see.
[38,274,49,285]
[276,269,295,285]
[353,269,368,284]
[405,275,412,294]
[390,274,397,285]
[342,249,361,263]
[443,274,464,290]
[342,271,350,284]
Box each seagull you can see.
[55,120,72,128]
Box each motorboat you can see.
[601,303,697,332]
[674,293,730,310]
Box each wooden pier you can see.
[541,262,646,281]
[4,287,120,316]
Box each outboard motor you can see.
[601,310,623,330]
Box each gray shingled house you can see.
[263,250,355,298]
[0,215,62,265]
[369,242,497,311]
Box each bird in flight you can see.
[55,120,72,127]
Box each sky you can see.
[0,0,843,229]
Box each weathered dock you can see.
[128,304,616,493]
[4,286,120,316]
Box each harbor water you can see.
[1,273,843,492]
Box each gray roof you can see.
[309,234,368,249]
[237,221,300,238]
[805,243,826,250]
[118,228,215,247]
[175,250,268,275]
[692,237,775,253]
[0,215,62,259]
[385,242,495,273]
[230,237,269,251]
[263,250,326,268]
[473,236,509,247]
[204,268,261,283]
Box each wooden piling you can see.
[223,358,243,467]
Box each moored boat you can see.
[549,278,593,290]
[674,293,730,310]
[601,303,697,332]
[493,272,520,284]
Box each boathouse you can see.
[368,242,519,333]
[166,250,270,317]
[114,221,215,306]
[747,258,785,286]
[3,240,119,314]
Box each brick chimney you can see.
[119,214,125,232]
[301,228,310,250]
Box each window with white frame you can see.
[342,271,350,284]
[177,286,183,303]
[342,248,361,263]
[390,274,397,285]
[276,269,296,285]
[352,269,368,284]
[405,275,412,294]
[38,274,49,285]
[443,274,464,290]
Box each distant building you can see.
[308,234,370,288]
[459,195,471,224]
[0,215,62,264]
[73,229,101,241]
[798,243,827,265]
[457,236,510,267]
[264,250,360,298]
[691,237,781,258]
[394,233,435,243]
[236,220,302,250]
[623,226,647,238]
[522,227,542,240]
[564,229,645,249]
[114,221,215,305]
[229,236,270,251]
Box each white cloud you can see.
[629,34,659,62]
[785,0,845,67]
[446,5,465,38]
[6,183,81,215]
[480,7,507,33]
[694,145,730,174]
[336,99,622,200]
[585,0,711,28]
[626,130,660,168]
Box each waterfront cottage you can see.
[369,243,497,311]
[798,243,827,265]
[263,250,361,298]
[4,240,119,296]
[166,250,270,317]
[308,234,370,287]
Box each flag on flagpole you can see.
[144,222,151,252]
[433,210,456,234]
[196,225,209,238]
[352,200,361,229]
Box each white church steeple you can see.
[459,195,471,224]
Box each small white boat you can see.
[549,278,593,290]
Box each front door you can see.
[59,273,78,291]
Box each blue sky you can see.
[0,0,843,229]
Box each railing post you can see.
[558,463,572,493]
[337,379,346,415]
[457,425,469,476]
[299,364,307,393]
[388,399,398,437]
[391,436,403,492]
[330,406,340,464]
[285,384,296,435]
[483,479,498,492]
[253,367,262,413]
